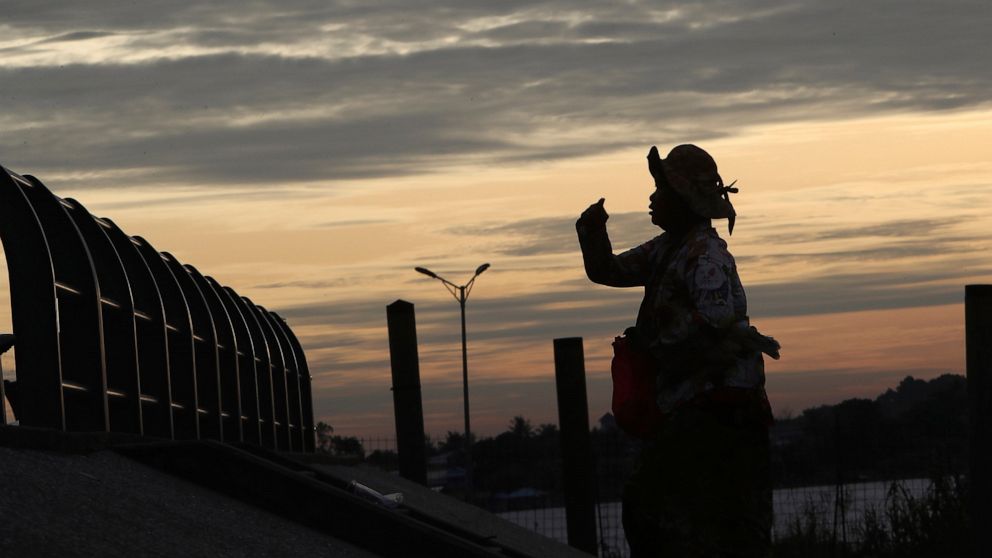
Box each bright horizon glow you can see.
[3,107,989,434]
[2,2,990,435]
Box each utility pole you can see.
[415,263,490,501]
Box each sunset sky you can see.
[1,1,990,437]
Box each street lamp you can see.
[415,263,490,500]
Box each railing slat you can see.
[63,198,143,436]
[21,176,108,433]
[234,293,278,450]
[0,166,64,430]
[102,220,174,439]
[213,278,262,446]
[251,303,292,451]
[276,312,316,453]
[268,310,307,452]
[162,252,222,442]
[132,237,199,440]
[187,265,243,443]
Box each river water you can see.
[497,478,932,556]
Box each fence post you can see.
[387,300,428,486]
[0,361,6,426]
[553,337,598,555]
[0,335,15,426]
[966,285,991,558]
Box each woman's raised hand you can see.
[577,198,609,229]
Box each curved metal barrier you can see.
[0,164,315,452]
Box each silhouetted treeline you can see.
[771,374,968,487]
[317,374,967,497]
[471,418,563,498]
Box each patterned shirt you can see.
[578,220,767,413]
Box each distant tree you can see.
[536,423,558,438]
[424,434,439,456]
[771,374,968,486]
[316,421,334,453]
[440,430,465,453]
[331,435,365,459]
[508,416,533,439]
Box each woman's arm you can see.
[576,198,652,287]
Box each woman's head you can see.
[649,177,699,231]
[647,144,737,234]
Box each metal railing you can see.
[0,164,314,452]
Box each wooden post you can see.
[0,335,12,426]
[553,337,598,555]
[387,300,428,486]
[966,285,991,557]
[1,361,6,426]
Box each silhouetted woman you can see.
[576,145,779,557]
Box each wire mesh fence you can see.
[331,386,969,558]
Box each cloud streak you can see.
[2,1,990,186]
[447,211,657,257]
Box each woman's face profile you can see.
[649,183,680,229]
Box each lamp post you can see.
[415,263,490,500]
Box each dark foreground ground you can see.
[0,445,376,558]
[0,426,589,558]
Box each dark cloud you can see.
[254,273,399,290]
[254,279,351,290]
[277,285,639,350]
[746,268,978,318]
[79,187,324,211]
[447,211,984,270]
[35,30,115,43]
[739,237,979,268]
[0,1,989,186]
[752,218,968,245]
[315,219,393,228]
[447,211,657,257]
